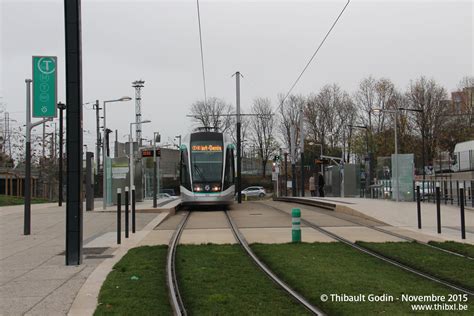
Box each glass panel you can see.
[190,140,223,183]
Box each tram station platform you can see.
[275,196,474,244]
[0,202,169,315]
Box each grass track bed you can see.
[251,242,474,315]
[176,244,310,315]
[95,246,171,315]
[358,241,474,290]
[428,241,474,258]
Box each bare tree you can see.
[190,97,234,133]
[355,76,397,133]
[406,76,448,163]
[305,84,355,158]
[277,94,305,154]
[250,97,279,177]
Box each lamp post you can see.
[102,96,131,210]
[372,108,399,202]
[153,132,161,208]
[129,120,151,197]
[58,102,66,206]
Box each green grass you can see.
[252,242,474,315]
[0,195,51,206]
[428,241,474,258]
[176,244,310,315]
[94,246,171,315]
[358,241,474,290]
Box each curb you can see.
[273,197,388,225]
[67,211,172,316]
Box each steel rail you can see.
[224,210,326,315]
[258,202,474,296]
[166,211,190,316]
[275,198,474,260]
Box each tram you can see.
[179,131,235,206]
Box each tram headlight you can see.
[193,184,203,192]
[211,185,221,192]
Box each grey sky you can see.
[1,0,472,151]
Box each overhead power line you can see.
[196,0,208,105]
[278,0,351,111]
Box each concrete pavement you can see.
[0,201,165,315]
[280,197,474,244]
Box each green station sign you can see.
[32,56,57,117]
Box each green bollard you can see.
[292,208,301,243]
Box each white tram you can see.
[179,131,235,206]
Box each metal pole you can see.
[94,100,100,178]
[125,187,129,238]
[117,188,121,244]
[65,0,84,265]
[58,102,65,206]
[416,185,421,229]
[421,107,425,198]
[153,133,157,208]
[132,185,136,233]
[394,110,399,202]
[300,109,305,197]
[129,124,134,199]
[290,125,296,197]
[284,152,288,196]
[235,71,242,204]
[436,184,441,234]
[86,152,94,211]
[102,101,107,210]
[24,79,32,235]
[460,186,465,239]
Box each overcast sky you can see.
[1,0,472,151]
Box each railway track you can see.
[224,210,325,316]
[166,211,190,316]
[257,201,474,296]
[274,199,474,260]
[165,209,325,315]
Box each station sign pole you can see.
[24,55,58,235]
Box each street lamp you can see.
[129,120,151,196]
[102,96,132,210]
[372,108,400,202]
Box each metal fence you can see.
[367,178,473,207]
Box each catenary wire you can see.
[277,0,351,112]
[196,0,208,105]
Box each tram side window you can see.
[224,147,235,189]
[180,149,191,190]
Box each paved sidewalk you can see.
[297,197,474,244]
[0,202,161,315]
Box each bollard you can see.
[471,181,474,208]
[117,188,122,244]
[416,186,421,229]
[132,185,136,234]
[460,185,466,239]
[292,208,301,243]
[125,187,129,239]
[436,184,441,234]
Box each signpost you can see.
[32,56,57,118]
[24,56,57,235]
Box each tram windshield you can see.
[190,140,223,183]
